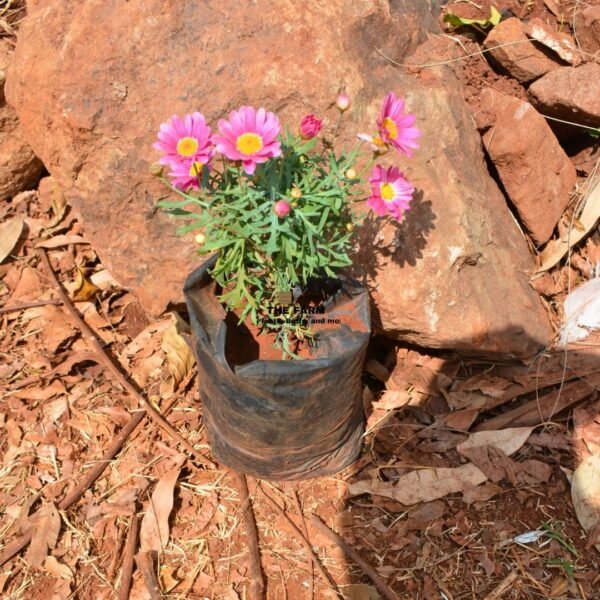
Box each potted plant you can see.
[153,91,420,479]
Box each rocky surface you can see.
[0,40,43,200]
[573,5,600,60]
[6,0,552,356]
[528,63,600,130]
[483,17,564,84]
[475,89,576,245]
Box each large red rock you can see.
[528,63,600,130]
[483,18,564,84]
[0,40,43,200]
[475,89,576,245]
[6,1,552,357]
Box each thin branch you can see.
[231,471,264,600]
[260,485,342,599]
[118,512,140,600]
[39,249,215,469]
[0,409,146,567]
[0,298,61,314]
[293,490,314,600]
[309,515,399,600]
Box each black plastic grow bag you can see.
[183,255,371,480]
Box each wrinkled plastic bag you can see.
[184,255,371,480]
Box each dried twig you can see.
[39,249,214,468]
[231,471,264,600]
[118,512,139,600]
[309,515,399,600]
[260,485,341,599]
[0,408,146,567]
[0,298,61,314]
[293,490,314,600]
[135,551,162,600]
[483,571,519,600]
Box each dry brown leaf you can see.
[347,463,487,505]
[70,267,101,302]
[35,235,89,249]
[538,179,600,272]
[456,427,533,457]
[571,454,600,551]
[140,456,185,553]
[344,583,381,600]
[43,555,73,580]
[161,313,194,387]
[372,389,411,411]
[0,217,24,263]
[25,502,61,568]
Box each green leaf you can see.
[444,6,501,29]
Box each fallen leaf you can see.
[347,463,487,505]
[25,502,61,568]
[372,390,411,411]
[0,217,24,263]
[538,179,600,272]
[35,235,89,249]
[43,555,73,580]
[513,530,546,544]
[457,427,533,457]
[343,583,381,600]
[71,266,101,302]
[161,313,194,387]
[140,456,185,553]
[462,482,502,505]
[571,454,600,551]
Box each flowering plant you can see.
[154,91,420,356]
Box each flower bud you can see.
[273,200,291,218]
[345,168,357,179]
[149,163,164,177]
[194,233,206,245]
[290,187,302,199]
[290,201,298,209]
[346,223,355,232]
[336,89,350,112]
[299,114,323,140]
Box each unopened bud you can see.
[273,200,291,218]
[149,163,164,177]
[346,223,355,232]
[345,168,357,179]
[194,233,206,245]
[290,187,302,199]
[336,89,350,112]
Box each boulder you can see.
[483,17,564,84]
[0,40,44,200]
[475,89,576,245]
[6,0,552,357]
[528,63,600,131]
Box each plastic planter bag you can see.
[184,255,371,480]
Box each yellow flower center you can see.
[176,137,199,157]
[236,132,263,156]
[383,117,398,140]
[380,183,395,202]
[188,161,204,177]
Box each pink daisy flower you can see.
[367,164,415,221]
[213,106,282,175]
[377,92,421,157]
[166,159,209,191]
[153,112,214,166]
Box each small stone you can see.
[477,89,576,245]
[524,17,582,66]
[483,17,563,84]
[573,6,600,59]
[528,63,600,131]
